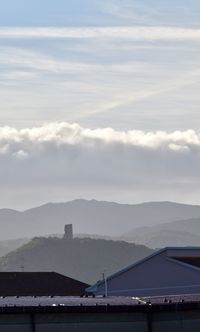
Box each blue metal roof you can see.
[87,246,200,293]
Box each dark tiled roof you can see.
[0,272,89,296]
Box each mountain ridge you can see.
[122,217,200,248]
[1,199,200,240]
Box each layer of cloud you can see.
[0,122,200,155]
[0,47,146,75]
[1,26,200,41]
[1,25,200,130]
[0,122,200,207]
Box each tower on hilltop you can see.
[64,224,73,240]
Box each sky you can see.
[1,0,200,208]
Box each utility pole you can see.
[102,271,108,297]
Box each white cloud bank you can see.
[0,122,200,155]
[0,122,200,207]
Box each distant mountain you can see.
[1,200,200,240]
[0,237,153,284]
[122,218,200,248]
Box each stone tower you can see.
[64,224,73,240]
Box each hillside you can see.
[122,218,200,248]
[0,238,29,257]
[0,237,153,284]
[1,200,200,240]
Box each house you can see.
[87,247,200,297]
[0,272,89,296]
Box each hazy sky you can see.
[1,0,200,208]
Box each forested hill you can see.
[0,237,153,284]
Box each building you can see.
[0,295,199,331]
[87,247,200,297]
[0,272,89,296]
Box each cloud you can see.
[0,47,145,75]
[0,122,200,153]
[1,26,200,41]
[0,122,200,207]
[0,32,200,129]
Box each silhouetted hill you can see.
[1,200,200,239]
[122,218,200,248]
[0,237,153,284]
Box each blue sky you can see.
[1,0,200,27]
[0,0,113,27]
[1,1,200,208]
[0,0,200,130]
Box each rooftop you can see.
[0,272,89,296]
[0,293,199,312]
